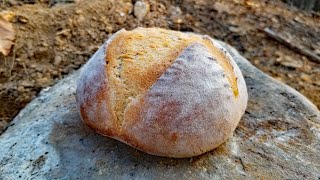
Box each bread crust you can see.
[76,28,248,158]
[76,30,125,136]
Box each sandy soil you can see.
[0,0,319,132]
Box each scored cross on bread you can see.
[76,28,248,158]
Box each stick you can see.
[263,27,320,63]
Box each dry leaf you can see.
[0,14,15,56]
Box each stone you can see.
[280,60,303,69]
[17,15,28,24]
[20,80,35,88]
[0,41,319,179]
[133,1,149,21]
[35,77,52,88]
[53,55,62,66]
[169,6,183,24]
[300,73,312,82]
[275,52,303,69]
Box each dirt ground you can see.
[0,0,319,132]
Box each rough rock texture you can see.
[0,41,319,179]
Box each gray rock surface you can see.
[0,41,319,179]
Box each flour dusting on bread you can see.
[104,28,240,126]
[121,43,245,157]
[76,30,124,134]
[76,28,248,158]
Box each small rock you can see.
[51,70,59,76]
[54,55,63,66]
[169,6,183,24]
[169,6,182,16]
[35,66,44,72]
[287,73,294,78]
[29,63,37,69]
[36,77,52,87]
[7,0,18,6]
[119,12,125,17]
[300,73,311,82]
[276,51,303,69]
[41,42,49,47]
[17,85,24,92]
[17,15,28,24]
[75,9,83,15]
[21,80,34,88]
[314,81,320,86]
[75,15,85,25]
[87,30,98,39]
[54,36,65,47]
[280,60,303,69]
[105,25,113,33]
[174,18,183,24]
[274,76,284,82]
[134,1,149,21]
[158,3,166,13]
[213,2,231,13]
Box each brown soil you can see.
[0,0,319,132]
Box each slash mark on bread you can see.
[105,28,239,125]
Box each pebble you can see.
[55,36,65,47]
[36,77,52,88]
[17,85,24,92]
[75,9,83,15]
[287,73,294,78]
[134,1,149,21]
[17,15,28,24]
[169,6,183,24]
[54,55,63,66]
[300,73,311,82]
[280,61,303,69]
[21,80,34,88]
[276,52,303,69]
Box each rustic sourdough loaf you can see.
[76,27,248,158]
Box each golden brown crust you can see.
[76,32,123,137]
[105,28,239,127]
[76,28,248,158]
[120,43,243,157]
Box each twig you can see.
[263,27,320,63]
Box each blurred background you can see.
[0,0,319,132]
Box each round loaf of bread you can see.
[76,27,248,158]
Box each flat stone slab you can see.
[0,41,319,179]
